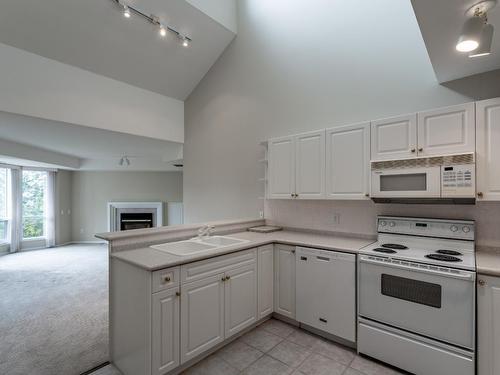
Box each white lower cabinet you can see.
[258,245,274,318]
[152,287,180,375]
[224,263,258,338]
[274,244,296,319]
[180,274,225,364]
[477,274,500,375]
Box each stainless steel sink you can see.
[150,236,249,256]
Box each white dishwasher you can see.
[296,247,356,342]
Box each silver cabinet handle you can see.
[478,279,486,286]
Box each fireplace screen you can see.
[120,212,154,230]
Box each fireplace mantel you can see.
[107,202,163,232]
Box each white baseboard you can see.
[57,241,107,246]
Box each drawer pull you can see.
[163,276,171,283]
[317,256,330,261]
[319,318,328,323]
[300,256,308,261]
[176,291,180,297]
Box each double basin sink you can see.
[150,236,249,256]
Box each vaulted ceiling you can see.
[0,0,236,100]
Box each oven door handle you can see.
[359,256,476,281]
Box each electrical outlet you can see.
[332,213,341,225]
[259,210,264,218]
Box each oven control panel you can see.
[378,216,474,241]
[441,164,475,198]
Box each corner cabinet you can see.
[268,130,325,199]
[477,275,500,375]
[326,122,370,199]
[258,245,274,318]
[476,98,500,201]
[274,244,296,319]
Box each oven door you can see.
[371,166,441,198]
[358,255,475,349]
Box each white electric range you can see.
[357,216,476,375]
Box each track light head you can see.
[470,23,494,57]
[123,5,131,18]
[181,36,190,47]
[159,25,167,37]
[456,16,483,52]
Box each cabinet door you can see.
[274,245,296,319]
[476,98,500,200]
[417,102,475,156]
[152,288,180,375]
[258,245,274,319]
[371,114,417,160]
[224,263,258,338]
[268,136,295,199]
[295,130,326,199]
[180,274,225,364]
[326,122,370,199]
[477,275,500,375]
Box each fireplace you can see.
[120,212,154,230]
[107,202,163,232]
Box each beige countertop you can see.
[477,248,500,277]
[110,230,375,271]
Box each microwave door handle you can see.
[359,257,475,282]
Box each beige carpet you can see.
[0,244,109,375]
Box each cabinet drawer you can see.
[152,266,180,293]
[181,249,257,284]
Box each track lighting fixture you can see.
[456,0,496,56]
[122,5,131,18]
[112,0,192,46]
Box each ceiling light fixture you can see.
[470,22,494,57]
[112,0,192,46]
[456,0,496,54]
[119,156,131,166]
[122,4,131,18]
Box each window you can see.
[22,170,47,239]
[0,168,7,242]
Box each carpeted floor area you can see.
[0,244,109,375]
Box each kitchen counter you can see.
[476,247,500,277]
[110,230,375,271]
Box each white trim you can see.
[107,201,163,232]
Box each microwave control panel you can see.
[441,164,475,197]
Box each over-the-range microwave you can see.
[370,153,476,204]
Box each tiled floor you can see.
[94,319,408,375]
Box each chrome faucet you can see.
[197,224,215,239]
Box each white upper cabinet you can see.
[268,136,295,199]
[295,130,326,199]
[326,122,370,199]
[476,98,500,201]
[417,103,475,156]
[371,114,417,160]
[268,131,325,199]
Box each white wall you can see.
[0,43,184,143]
[71,171,183,241]
[183,0,471,223]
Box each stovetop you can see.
[360,216,476,271]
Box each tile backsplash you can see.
[265,199,500,248]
